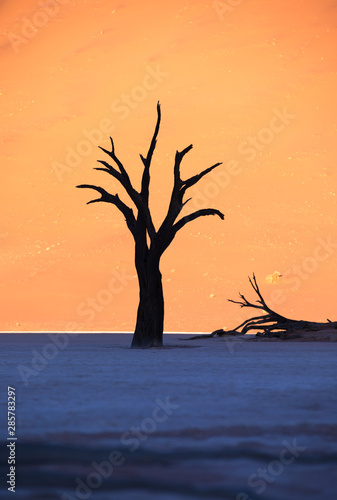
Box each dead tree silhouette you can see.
[77,103,224,347]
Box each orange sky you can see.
[0,0,336,332]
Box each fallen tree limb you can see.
[212,274,337,339]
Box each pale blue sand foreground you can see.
[0,333,336,499]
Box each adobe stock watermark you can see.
[52,64,169,183]
[213,0,244,21]
[7,0,70,53]
[222,330,247,354]
[17,268,134,386]
[75,267,134,323]
[17,332,78,386]
[268,235,337,307]
[183,106,296,213]
[61,397,180,500]
[237,439,307,499]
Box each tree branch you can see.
[140,101,161,202]
[173,208,224,234]
[95,155,139,206]
[94,162,123,181]
[98,137,131,185]
[182,162,222,194]
[160,208,224,252]
[76,184,136,236]
[96,139,157,242]
[228,273,277,315]
[174,145,193,184]
[158,145,223,241]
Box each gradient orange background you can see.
[1,0,336,333]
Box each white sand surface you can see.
[0,333,336,499]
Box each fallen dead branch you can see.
[212,274,337,340]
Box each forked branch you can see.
[158,143,224,243]
[98,136,132,185]
[161,209,224,252]
[76,184,136,235]
[228,273,278,316]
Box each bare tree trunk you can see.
[132,259,164,348]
